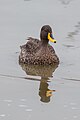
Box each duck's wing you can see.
[20,37,40,55]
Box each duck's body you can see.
[19,25,59,65]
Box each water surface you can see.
[0,0,80,120]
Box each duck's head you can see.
[40,25,56,44]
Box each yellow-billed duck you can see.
[19,25,59,65]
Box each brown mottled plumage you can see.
[19,25,59,65]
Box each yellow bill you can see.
[48,33,56,43]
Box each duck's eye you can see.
[44,29,48,33]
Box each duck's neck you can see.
[41,39,48,47]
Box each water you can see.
[0,0,80,119]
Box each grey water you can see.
[0,0,80,120]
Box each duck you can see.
[19,25,59,65]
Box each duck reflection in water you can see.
[39,77,56,103]
[19,63,58,103]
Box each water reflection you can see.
[39,77,56,103]
[19,63,58,103]
[67,21,80,39]
[59,0,74,5]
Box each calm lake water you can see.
[0,0,80,120]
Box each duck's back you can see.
[19,37,59,65]
[19,37,40,63]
